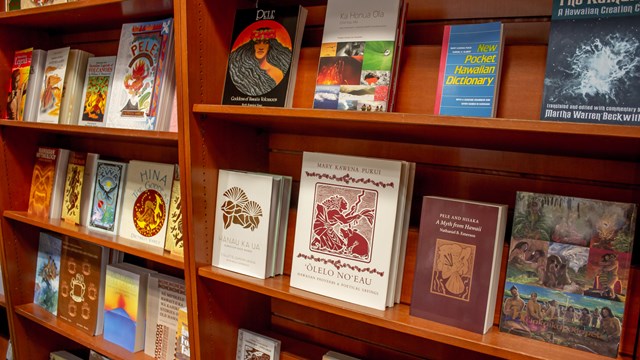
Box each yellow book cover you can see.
[61,152,87,225]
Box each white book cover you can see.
[144,273,186,360]
[119,160,175,248]
[59,49,93,125]
[236,329,280,360]
[312,0,404,112]
[106,18,174,130]
[37,47,70,124]
[212,170,276,279]
[78,56,116,127]
[290,152,403,310]
[23,49,47,122]
[80,153,99,227]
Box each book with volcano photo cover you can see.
[499,191,637,357]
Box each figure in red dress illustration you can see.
[310,184,377,262]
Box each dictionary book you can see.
[434,22,504,117]
[540,0,640,125]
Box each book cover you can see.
[175,306,189,359]
[212,170,278,279]
[119,160,174,248]
[23,49,47,122]
[58,49,93,125]
[312,0,404,112]
[540,1,640,125]
[410,196,508,334]
[323,351,360,360]
[49,351,83,360]
[6,0,20,11]
[166,165,184,256]
[106,18,174,130]
[57,237,110,336]
[290,152,404,310]
[434,22,504,117]
[20,0,64,9]
[27,147,70,219]
[6,48,32,121]
[80,153,99,227]
[221,6,307,108]
[103,263,154,352]
[236,329,280,360]
[33,232,62,315]
[37,47,70,124]
[88,160,127,235]
[88,350,111,360]
[78,56,116,127]
[61,151,86,224]
[144,273,186,360]
[499,191,637,357]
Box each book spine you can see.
[433,25,451,115]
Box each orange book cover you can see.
[61,152,87,225]
[27,147,59,218]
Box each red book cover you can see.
[410,196,507,334]
[6,48,32,120]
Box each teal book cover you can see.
[33,232,62,315]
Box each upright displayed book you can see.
[61,151,87,225]
[165,165,184,256]
[87,159,127,235]
[410,196,508,334]
[106,18,175,131]
[499,192,637,357]
[57,237,110,336]
[175,306,189,360]
[6,48,32,121]
[212,170,291,279]
[49,351,83,360]
[37,47,70,124]
[27,147,70,219]
[434,22,504,117]
[58,49,94,125]
[312,0,406,112]
[104,262,156,352]
[20,0,65,9]
[23,49,47,122]
[540,1,640,125]
[221,5,308,108]
[33,232,63,315]
[236,329,281,360]
[78,56,116,127]
[80,153,100,227]
[290,152,413,310]
[119,160,174,248]
[144,273,186,360]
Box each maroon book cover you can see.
[410,196,508,334]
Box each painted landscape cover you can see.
[313,0,404,112]
[499,191,637,357]
[540,0,640,125]
[33,232,62,315]
[78,56,116,126]
[222,6,307,107]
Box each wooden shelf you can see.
[0,0,173,29]
[0,120,178,146]
[192,105,640,160]
[15,303,151,360]
[198,266,631,360]
[4,211,183,269]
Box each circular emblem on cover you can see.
[133,189,166,237]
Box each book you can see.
[33,232,63,315]
[212,170,282,279]
[499,192,637,357]
[434,22,504,117]
[165,165,184,256]
[312,0,405,112]
[49,351,82,360]
[87,159,127,235]
[20,0,65,9]
[88,350,111,360]
[58,49,94,125]
[103,262,156,352]
[37,47,71,124]
[540,1,640,125]
[6,0,19,10]
[175,306,190,359]
[290,152,407,310]
[236,329,281,360]
[106,18,175,130]
[144,273,186,360]
[118,160,175,248]
[23,49,47,122]
[221,5,307,108]
[27,147,70,219]
[6,48,32,121]
[61,151,87,224]
[323,351,360,360]
[57,237,110,335]
[409,196,508,334]
[80,153,99,227]
[78,56,116,127]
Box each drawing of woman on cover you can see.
[311,192,375,261]
[228,21,292,96]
